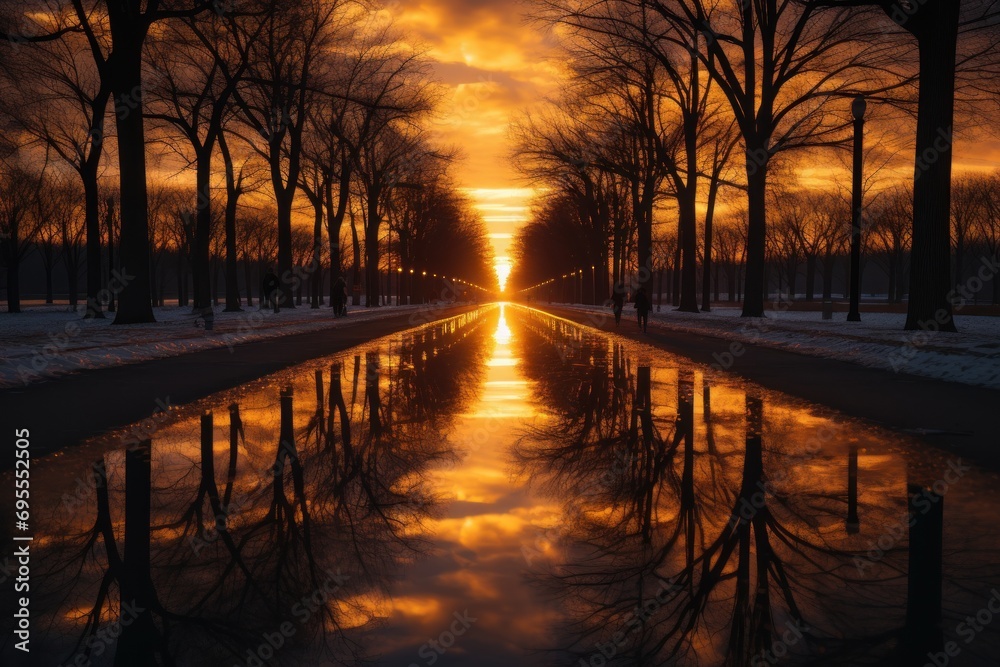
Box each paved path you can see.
[541,305,1000,471]
[1,305,478,464]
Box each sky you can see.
[391,0,566,289]
[391,0,1000,291]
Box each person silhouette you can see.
[332,275,348,317]
[633,287,650,333]
[262,267,280,314]
[612,283,625,326]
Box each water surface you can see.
[4,304,1000,666]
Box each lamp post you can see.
[848,95,866,322]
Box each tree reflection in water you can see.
[25,310,492,666]
[510,308,999,666]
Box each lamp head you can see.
[851,95,867,120]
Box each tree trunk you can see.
[177,252,187,307]
[351,212,362,306]
[213,259,221,307]
[220,140,242,312]
[275,190,295,309]
[672,244,681,305]
[191,150,213,310]
[107,203,116,313]
[5,259,21,313]
[148,252,157,307]
[311,199,323,309]
[109,26,155,325]
[67,254,80,307]
[805,254,817,301]
[244,261,253,307]
[993,256,999,305]
[903,0,959,332]
[742,161,768,317]
[83,169,104,319]
[637,185,653,296]
[678,187,699,312]
[702,200,715,312]
[44,253,54,304]
[786,258,797,299]
[327,162,351,306]
[366,226,381,307]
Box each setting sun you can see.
[495,260,512,291]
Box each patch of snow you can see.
[0,301,461,389]
[553,303,1000,390]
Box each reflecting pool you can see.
[4,304,1000,666]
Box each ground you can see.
[558,302,1000,390]
[0,301,424,388]
[5,299,998,390]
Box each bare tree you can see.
[57,0,235,325]
[228,0,355,309]
[645,0,903,317]
[0,159,45,312]
[0,9,111,317]
[817,0,1000,330]
[145,9,259,312]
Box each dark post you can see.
[279,387,295,461]
[315,369,325,438]
[201,411,215,486]
[116,439,157,665]
[703,384,712,424]
[225,403,240,505]
[903,483,944,664]
[848,96,866,322]
[846,445,859,534]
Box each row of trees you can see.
[0,0,495,319]
[508,0,1000,330]
[0,155,495,312]
[514,171,1000,309]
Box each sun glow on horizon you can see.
[495,260,512,291]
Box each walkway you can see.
[0,304,477,463]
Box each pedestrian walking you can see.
[612,283,625,326]
[263,267,281,314]
[634,287,650,333]
[332,275,348,317]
